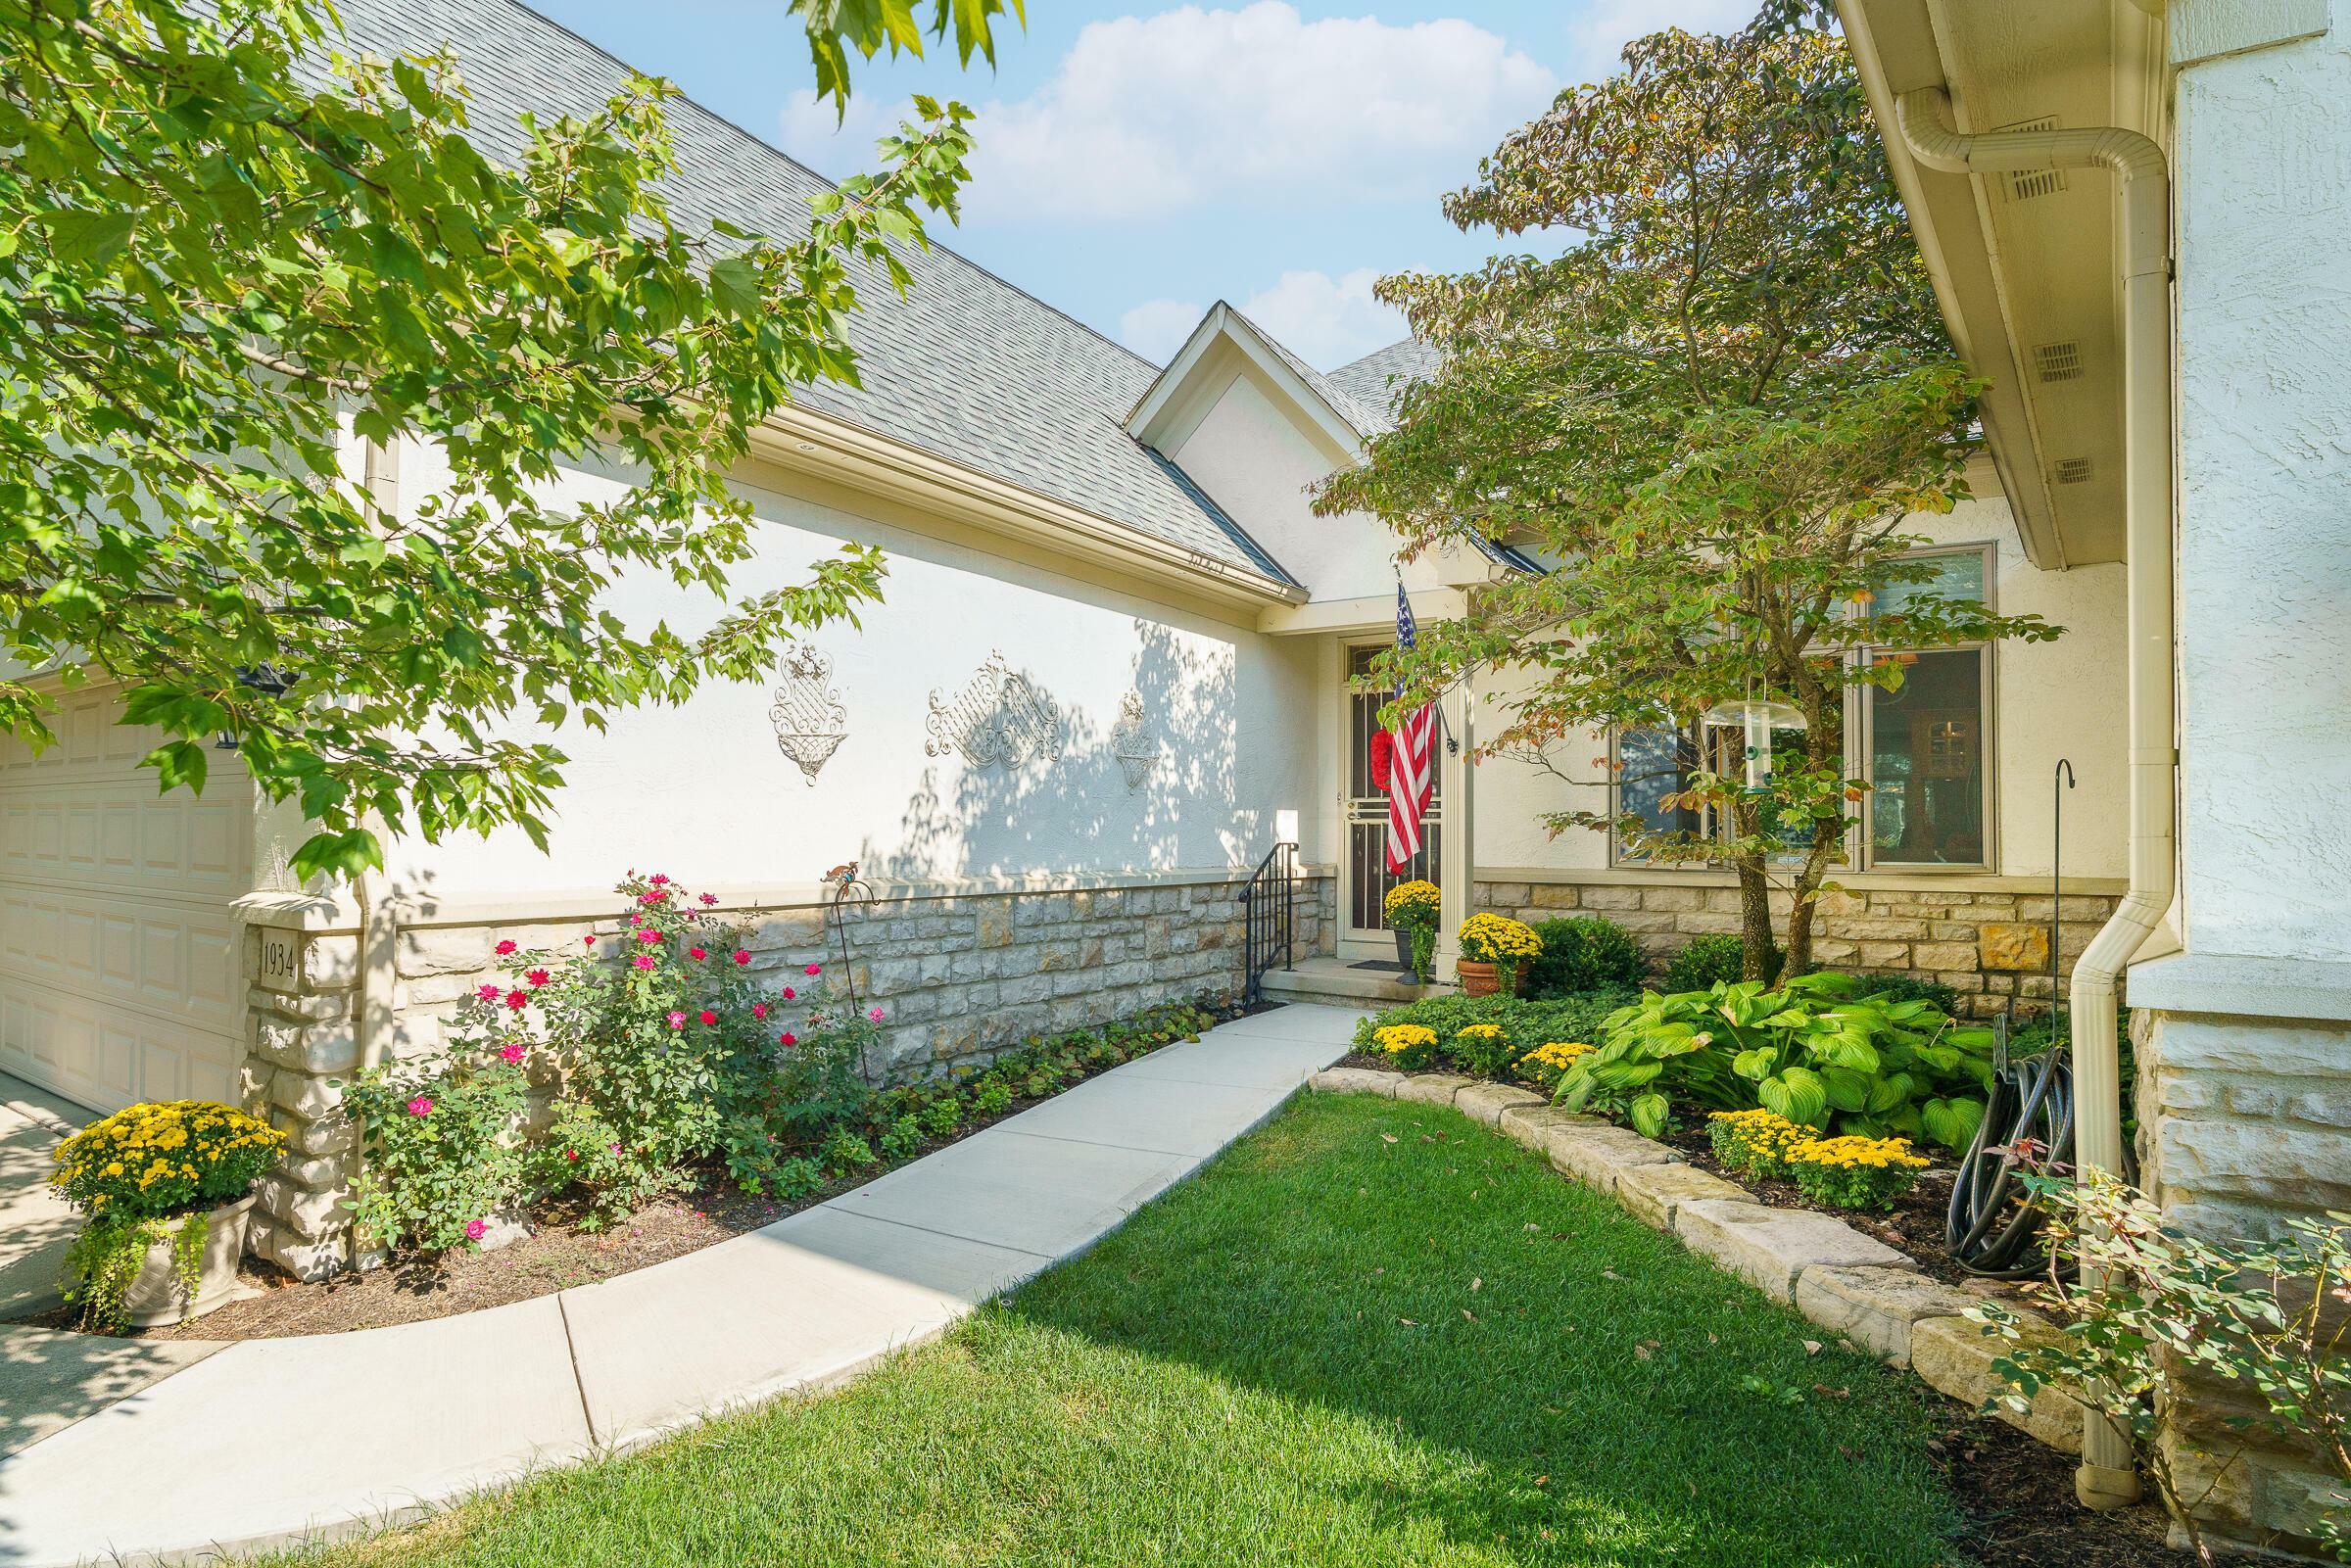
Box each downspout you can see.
[349,440,404,1267]
[1896,88,2175,1513]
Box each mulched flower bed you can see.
[17,999,1266,1343]
[1937,1408,2197,1568]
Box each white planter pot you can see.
[112,1195,256,1329]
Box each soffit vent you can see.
[2033,341,2086,383]
[2053,456,2093,486]
[1994,118,2068,201]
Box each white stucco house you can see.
[13,12,2340,1544]
[0,0,2140,1268]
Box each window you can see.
[1865,647,1991,867]
[1607,546,1995,871]
[1609,707,1847,866]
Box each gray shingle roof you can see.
[321,0,1286,584]
[1223,309,1388,441]
[1324,338,1444,433]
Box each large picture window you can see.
[1607,546,1995,871]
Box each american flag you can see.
[1384,584,1439,874]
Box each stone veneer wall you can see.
[240,871,1334,1279]
[1472,875,2120,1018]
[2135,1006,2351,1554]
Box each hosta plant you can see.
[1555,972,1993,1144]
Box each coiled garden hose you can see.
[1944,1036,2077,1279]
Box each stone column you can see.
[238,915,364,1280]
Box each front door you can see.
[1340,642,1440,962]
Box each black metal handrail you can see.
[1239,841,1297,1006]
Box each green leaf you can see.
[45,209,135,265]
[1921,1096,1986,1152]
[709,256,760,318]
[1629,1092,1670,1138]
[1759,1066,1829,1127]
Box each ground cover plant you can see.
[1350,990,1639,1086]
[282,1092,1970,1568]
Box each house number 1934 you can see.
[259,931,303,991]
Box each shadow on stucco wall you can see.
[858,620,1262,880]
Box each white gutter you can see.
[1897,88,2175,1513]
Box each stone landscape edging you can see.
[1308,1067,2089,1455]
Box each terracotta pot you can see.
[1457,959,1501,997]
[111,1195,255,1329]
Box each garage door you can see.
[0,686,251,1114]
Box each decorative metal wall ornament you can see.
[925,650,1063,769]
[768,644,849,785]
[1109,690,1160,791]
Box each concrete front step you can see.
[1261,958,1436,1009]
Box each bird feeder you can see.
[1700,698,1806,794]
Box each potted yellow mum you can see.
[1455,912,1542,997]
[1382,879,1441,981]
[50,1100,284,1331]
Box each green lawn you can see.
[302,1094,1967,1567]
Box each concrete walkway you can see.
[0,1003,1365,1567]
[0,1075,83,1325]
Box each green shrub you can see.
[1847,972,1960,1019]
[970,1076,1014,1118]
[1527,917,1647,996]
[919,1096,962,1139]
[343,1052,532,1251]
[1661,932,1780,992]
[1784,1134,1928,1211]
[1446,1023,1519,1078]
[1557,973,1994,1144]
[819,1127,876,1177]
[879,1115,925,1164]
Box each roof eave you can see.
[748,404,1308,611]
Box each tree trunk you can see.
[1784,889,1816,978]
[1734,853,1776,983]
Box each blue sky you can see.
[530,1,1749,369]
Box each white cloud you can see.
[777,88,918,174]
[949,3,1557,222]
[1562,0,1758,85]
[1237,268,1403,370]
[1119,298,1207,363]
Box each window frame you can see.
[1603,543,1999,875]
[1856,543,1998,874]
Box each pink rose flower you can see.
[633,954,656,971]
[464,1218,488,1242]
[751,1003,768,1020]
[778,1030,797,1047]
[666,1010,686,1029]
[649,874,669,885]
[527,968,551,986]
[628,913,644,927]
[494,939,517,957]
[636,928,662,944]
[500,1042,526,1066]
[504,989,529,1011]
[804,963,823,975]
[688,946,707,961]
[699,892,718,906]
[476,983,500,1002]
[733,949,750,966]
[609,1141,622,1154]
[406,1096,434,1117]
[868,1007,885,1022]
[698,1009,717,1025]
[782,986,795,1000]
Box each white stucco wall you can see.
[2175,20,2351,963]
[1165,365,1473,603]
[379,440,1322,903]
[1466,490,2129,882]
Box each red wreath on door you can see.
[1368,730,1396,791]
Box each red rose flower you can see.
[698,1009,717,1025]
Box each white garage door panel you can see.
[0,689,250,1115]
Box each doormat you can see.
[1348,960,1411,973]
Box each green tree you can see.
[1316,21,2059,980]
[0,0,1018,880]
